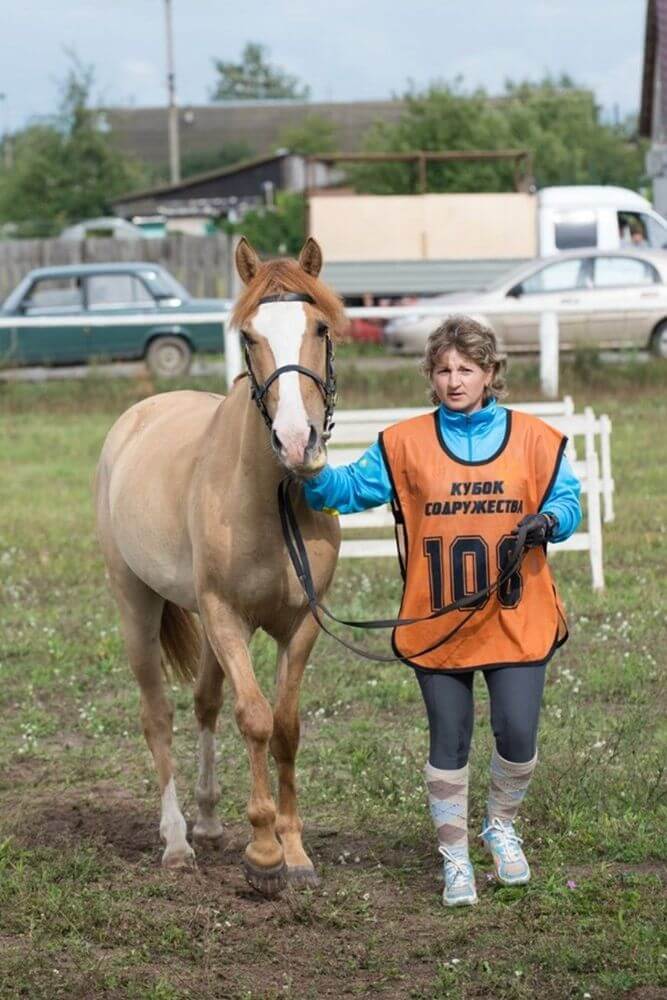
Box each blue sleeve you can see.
[540,451,582,542]
[302,440,394,513]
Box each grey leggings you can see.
[414,665,547,769]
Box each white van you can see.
[537,186,667,256]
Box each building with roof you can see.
[110,152,338,234]
[640,0,667,213]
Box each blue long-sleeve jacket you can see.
[304,399,582,542]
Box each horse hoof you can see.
[243,858,287,898]
[162,844,195,869]
[193,825,225,848]
[286,865,320,889]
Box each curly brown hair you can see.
[420,315,508,406]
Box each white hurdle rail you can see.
[328,398,611,591]
[539,407,614,524]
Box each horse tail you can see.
[160,602,200,685]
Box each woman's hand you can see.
[512,513,558,548]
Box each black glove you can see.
[512,513,558,548]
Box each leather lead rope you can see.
[278,477,531,664]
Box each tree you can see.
[210,42,310,101]
[0,56,147,236]
[278,114,337,155]
[346,76,645,194]
[224,191,305,256]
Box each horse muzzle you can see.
[271,423,326,474]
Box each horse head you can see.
[231,236,346,475]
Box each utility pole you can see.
[0,93,12,170]
[164,0,180,183]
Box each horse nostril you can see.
[307,424,318,453]
[271,429,282,454]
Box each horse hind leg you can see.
[193,634,225,844]
[111,564,194,869]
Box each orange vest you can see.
[379,409,568,672]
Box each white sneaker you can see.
[439,847,478,906]
[480,816,530,885]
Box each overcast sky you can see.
[1,0,646,131]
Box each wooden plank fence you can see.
[0,235,233,302]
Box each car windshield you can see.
[139,268,191,301]
[481,263,537,293]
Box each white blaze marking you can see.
[253,301,310,456]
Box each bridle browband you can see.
[243,290,530,664]
[242,293,337,442]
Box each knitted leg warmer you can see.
[486,746,537,823]
[425,761,469,861]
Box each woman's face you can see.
[431,348,492,414]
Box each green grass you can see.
[0,359,666,999]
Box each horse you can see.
[94,236,346,896]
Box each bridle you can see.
[243,291,530,664]
[242,292,337,443]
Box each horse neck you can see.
[217,377,285,495]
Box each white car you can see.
[383,248,667,358]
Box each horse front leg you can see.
[271,614,321,887]
[199,595,285,897]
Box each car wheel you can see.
[650,321,667,360]
[146,336,192,377]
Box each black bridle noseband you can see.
[242,293,337,443]
[245,291,530,664]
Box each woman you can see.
[303,316,581,907]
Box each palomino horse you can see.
[94,237,345,896]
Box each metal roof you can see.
[103,99,406,168]
[321,259,527,296]
[111,152,291,206]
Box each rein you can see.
[278,477,530,664]
[245,290,530,664]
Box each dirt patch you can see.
[11,782,163,863]
[12,781,434,876]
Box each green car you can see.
[0,263,230,376]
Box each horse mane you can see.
[231,258,347,337]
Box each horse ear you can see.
[298,237,323,278]
[235,237,261,285]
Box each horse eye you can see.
[316,322,329,338]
